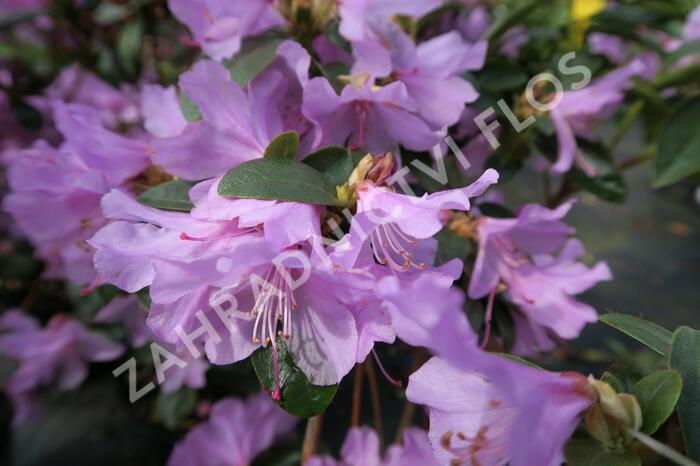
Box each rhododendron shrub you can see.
[1,1,700,465]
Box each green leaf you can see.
[631,369,682,435]
[302,146,354,187]
[218,159,340,206]
[475,61,529,93]
[599,313,672,357]
[669,326,700,461]
[571,170,628,203]
[135,287,151,311]
[224,33,284,86]
[566,140,627,203]
[0,10,40,31]
[264,131,300,161]
[155,389,198,430]
[116,18,144,78]
[479,202,516,219]
[435,229,471,266]
[251,340,337,418]
[93,3,130,25]
[178,91,201,122]
[139,180,195,212]
[653,98,700,187]
[564,439,641,466]
[664,39,700,66]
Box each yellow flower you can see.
[572,0,606,22]
[571,0,607,46]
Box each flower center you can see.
[370,223,426,272]
[248,267,297,351]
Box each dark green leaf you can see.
[664,39,700,66]
[264,131,300,161]
[136,287,152,311]
[116,18,144,78]
[251,340,337,418]
[653,61,700,90]
[178,91,201,122]
[497,353,542,369]
[303,146,354,187]
[669,326,700,461]
[435,229,472,266]
[93,3,130,25]
[565,439,641,466]
[218,159,340,206]
[486,0,549,42]
[139,180,195,212]
[475,61,529,93]
[0,10,40,31]
[631,369,682,435]
[571,170,627,203]
[653,98,700,187]
[224,33,284,86]
[479,202,516,218]
[567,140,627,203]
[155,389,197,430]
[599,313,672,357]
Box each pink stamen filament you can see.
[250,268,295,351]
[271,347,282,401]
[371,349,402,388]
[79,274,102,297]
[480,286,497,350]
[370,223,425,272]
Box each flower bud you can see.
[584,377,643,449]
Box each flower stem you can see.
[351,364,363,427]
[365,357,384,449]
[627,428,699,466]
[301,415,323,464]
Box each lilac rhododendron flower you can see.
[151,41,312,180]
[168,391,296,466]
[303,75,440,153]
[332,165,498,272]
[167,0,284,61]
[3,102,149,283]
[338,0,443,77]
[469,202,612,354]
[95,295,153,347]
[407,355,595,466]
[549,58,647,174]
[0,310,123,424]
[307,426,438,466]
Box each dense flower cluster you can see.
[2,0,700,465]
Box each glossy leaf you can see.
[631,369,682,434]
[264,131,299,161]
[116,18,144,78]
[139,180,195,212]
[571,170,627,203]
[669,326,700,461]
[251,340,337,418]
[654,98,700,187]
[218,159,340,206]
[435,229,472,266]
[155,389,197,430]
[178,92,201,123]
[302,146,354,187]
[599,313,672,356]
[224,33,283,86]
[565,439,641,466]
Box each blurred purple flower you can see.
[168,391,296,466]
[0,310,123,425]
[167,0,284,61]
[407,355,595,466]
[307,426,438,466]
[338,0,443,77]
[151,41,313,180]
[468,202,612,354]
